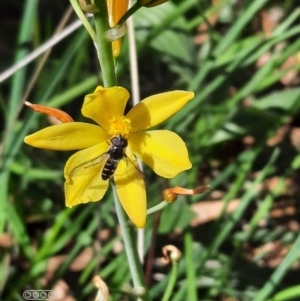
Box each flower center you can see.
[107,116,133,139]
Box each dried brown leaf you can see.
[42,255,66,284]
[290,127,300,150]
[255,176,292,194]
[256,52,271,68]
[191,199,240,226]
[51,280,75,301]
[261,7,284,37]
[280,55,300,86]
[70,247,93,271]
[267,125,290,146]
[0,233,13,248]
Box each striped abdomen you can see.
[101,158,119,180]
[101,135,128,181]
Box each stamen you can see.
[107,116,133,138]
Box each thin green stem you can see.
[69,0,96,41]
[184,230,197,301]
[147,201,169,215]
[127,11,144,262]
[93,0,117,87]
[161,262,179,301]
[112,184,150,301]
[253,233,300,301]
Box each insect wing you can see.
[68,152,109,179]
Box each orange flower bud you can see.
[107,0,129,57]
[163,186,209,203]
[107,0,129,27]
[25,102,74,123]
[163,188,178,203]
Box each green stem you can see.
[184,230,197,301]
[161,262,179,301]
[93,0,117,87]
[69,0,96,41]
[147,200,169,215]
[112,184,150,301]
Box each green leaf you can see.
[266,285,300,301]
[252,88,300,111]
[159,199,196,233]
[134,2,194,65]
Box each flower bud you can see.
[107,0,129,27]
[79,0,99,13]
[162,245,182,264]
[163,188,177,203]
[163,185,209,203]
[25,102,74,123]
[106,0,129,57]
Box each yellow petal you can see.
[129,130,192,178]
[82,86,130,129]
[64,142,109,207]
[24,123,107,150]
[114,151,146,228]
[126,91,194,131]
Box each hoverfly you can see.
[69,135,143,183]
[102,135,129,180]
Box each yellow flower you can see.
[24,86,194,228]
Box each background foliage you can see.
[1,0,300,300]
